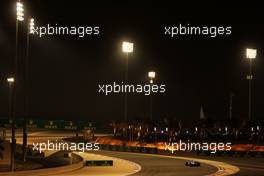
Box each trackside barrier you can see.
[99,144,158,154]
[100,144,263,157]
[196,150,264,157]
[85,160,113,166]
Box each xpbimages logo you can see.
[164,24,232,38]
[32,140,100,153]
[31,24,100,37]
[98,82,166,95]
[165,140,232,154]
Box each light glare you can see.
[16,1,24,21]
[16,7,24,12]
[7,77,15,83]
[122,42,133,53]
[17,17,24,21]
[148,71,156,79]
[16,2,23,7]
[17,12,24,16]
[246,48,257,59]
[29,18,35,34]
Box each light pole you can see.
[7,77,15,171]
[165,127,169,142]
[148,71,155,121]
[131,125,134,141]
[128,125,131,141]
[10,1,24,171]
[22,17,35,162]
[138,126,142,141]
[154,127,157,144]
[122,41,133,122]
[246,48,257,121]
[225,126,228,134]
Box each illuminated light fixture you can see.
[122,41,133,53]
[154,127,157,132]
[16,2,24,21]
[148,71,156,79]
[7,77,15,83]
[29,18,35,34]
[148,71,155,84]
[246,48,257,59]
[257,126,260,131]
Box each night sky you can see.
[0,1,264,123]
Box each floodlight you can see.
[246,48,257,59]
[122,41,133,53]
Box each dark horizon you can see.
[0,1,264,123]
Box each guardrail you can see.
[85,160,113,166]
[99,144,264,158]
[99,144,158,154]
[196,150,264,157]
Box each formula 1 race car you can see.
[185,160,201,167]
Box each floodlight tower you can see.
[246,48,257,121]
[122,41,133,121]
[148,71,156,121]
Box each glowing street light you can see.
[246,48,257,121]
[165,127,169,142]
[21,17,35,163]
[16,2,24,21]
[154,127,157,144]
[128,125,132,141]
[12,1,25,170]
[148,71,156,121]
[246,48,257,59]
[148,71,156,79]
[7,77,15,83]
[122,42,134,53]
[7,77,15,171]
[29,18,35,34]
[148,71,155,84]
[122,41,134,122]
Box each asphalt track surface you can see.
[191,155,264,176]
[6,129,264,175]
[92,150,218,176]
